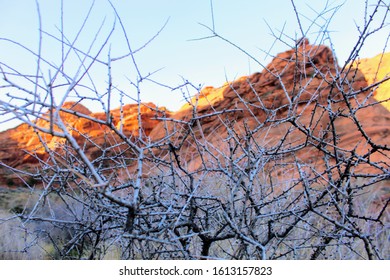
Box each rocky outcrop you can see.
[149,40,388,170]
[0,40,389,193]
[0,102,94,167]
[0,101,170,185]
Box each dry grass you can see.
[0,174,388,260]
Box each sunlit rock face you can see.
[0,101,170,186]
[351,52,390,111]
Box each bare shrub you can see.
[0,1,389,259]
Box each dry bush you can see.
[0,1,389,259]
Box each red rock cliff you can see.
[0,41,389,193]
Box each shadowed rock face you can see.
[0,42,389,193]
[153,42,346,132]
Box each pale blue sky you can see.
[0,0,389,131]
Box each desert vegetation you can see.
[0,1,389,259]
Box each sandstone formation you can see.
[0,40,389,198]
[0,101,170,185]
[150,41,389,172]
[146,41,390,208]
